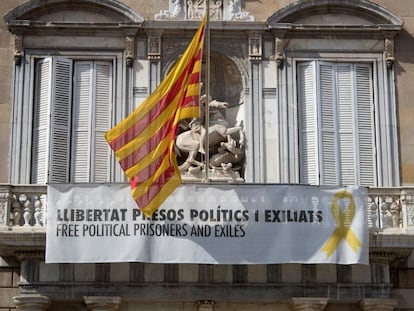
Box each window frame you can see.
[296,60,376,186]
[282,51,399,187]
[10,50,125,184]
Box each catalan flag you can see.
[105,17,206,217]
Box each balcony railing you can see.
[1,184,414,233]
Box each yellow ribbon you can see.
[321,190,362,258]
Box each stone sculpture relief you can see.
[175,91,245,181]
[155,0,253,21]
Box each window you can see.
[297,61,376,186]
[31,57,113,183]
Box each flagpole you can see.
[204,0,210,182]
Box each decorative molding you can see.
[360,298,397,311]
[13,295,50,311]
[148,36,161,61]
[275,36,285,69]
[84,296,122,311]
[291,297,328,311]
[133,87,149,97]
[14,34,23,65]
[248,33,262,61]
[125,35,135,67]
[384,34,395,70]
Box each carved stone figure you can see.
[175,93,245,181]
[155,0,185,19]
[187,0,204,20]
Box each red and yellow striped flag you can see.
[105,17,206,217]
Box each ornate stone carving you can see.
[13,295,50,311]
[14,34,23,65]
[175,92,245,181]
[148,36,161,61]
[228,0,253,21]
[275,36,285,69]
[187,0,205,20]
[384,35,395,70]
[155,0,185,19]
[249,36,262,61]
[210,1,223,20]
[155,0,254,21]
[125,35,135,67]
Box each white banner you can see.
[46,184,368,264]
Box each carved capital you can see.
[125,35,135,67]
[384,35,395,70]
[84,296,122,311]
[248,34,262,61]
[148,36,161,61]
[13,295,50,311]
[14,34,23,65]
[291,298,328,311]
[275,36,285,69]
[360,298,397,311]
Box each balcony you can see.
[0,184,413,257]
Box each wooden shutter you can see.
[298,61,375,186]
[298,62,319,185]
[93,62,112,182]
[355,64,375,186]
[72,61,93,182]
[318,62,338,185]
[71,61,112,182]
[336,63,356,185]
[49,58,72,182]
[32,57,72,183]
[32,59,52,184]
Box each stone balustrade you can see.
[0,184,47,227]
[0,184,413,232]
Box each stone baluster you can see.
[291,298,328,311]
[380,196,390,229]
[22,194,33,226]
[33,194,46,226]
[0,188,11,226]
[367,199,379,232]
[12,194,22,226]
[360,298,397,311]
[389,200,401,228]
[84,296,122,311]
[13,295,50,311]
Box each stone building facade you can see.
[0,0,414,310]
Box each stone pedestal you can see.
[13,295,50,311]
[291,298,328,311]
[84,296,122,311]
[360,298,398,311]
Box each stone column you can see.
[360,298,397,311]
[84,296,122,311]
[197,300,215,311]
[291,298,328,311]
[13,295,50,311]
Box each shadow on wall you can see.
[394,29,414,74]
